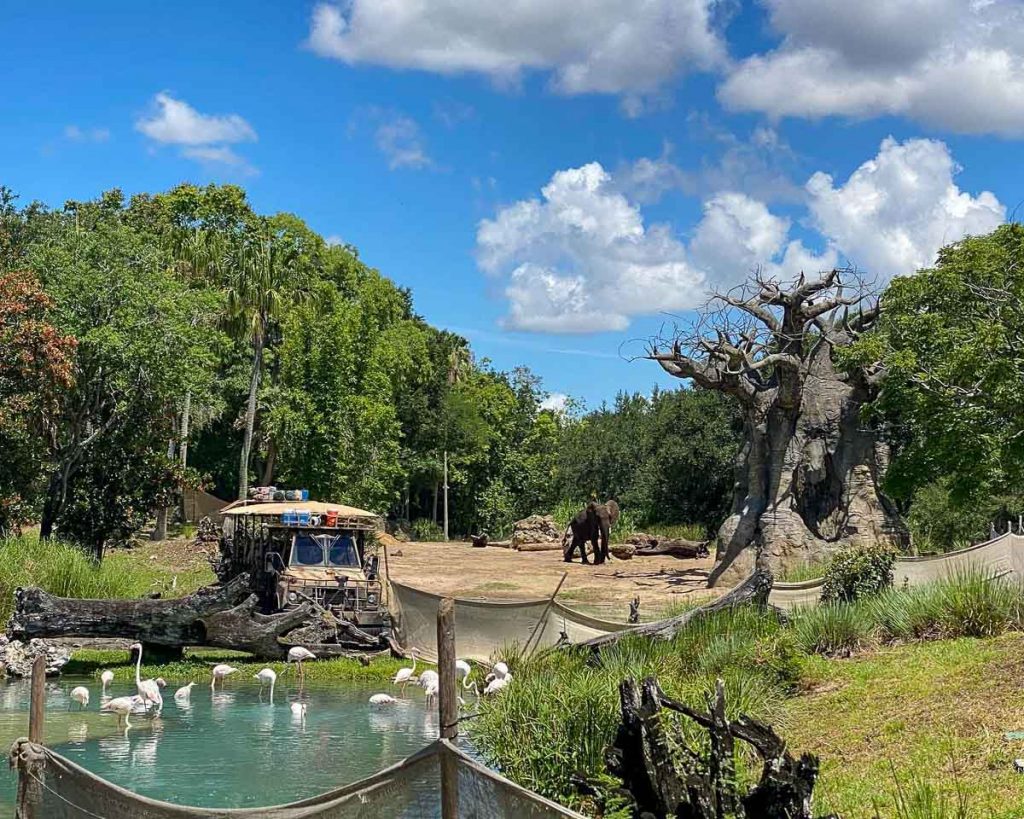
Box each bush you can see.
[409,518,445,541]
[792,603,872,655]
[821,544,896,603]
[936,570,1018,638]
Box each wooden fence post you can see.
[437,597,458,819]
[16,655,46,819]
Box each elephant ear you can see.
[606,500,620,527]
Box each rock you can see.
[511,515,562,549]
[610,543,636,560]
[1,637,71,678]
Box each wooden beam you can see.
[437,597,459,819]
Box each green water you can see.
[1,673,443,815]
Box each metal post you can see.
[437,597,458,819]
[16,655,46,819]
[442,450,449,542]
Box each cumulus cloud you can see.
[477,163,705,333]
[719,0,1024,136]
[136,93,257,171]
[307,0,726,100]
[477,139,1003,333]
[540,393,569,413]
[136,93,256,145]
[804,137,1004,275]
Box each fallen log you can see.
[579,566,774,651]
[201,595,313,659]
[634,537,710,559]
[515,541,563,552]
[7,575,253,647]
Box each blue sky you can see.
[1,1,1020,408]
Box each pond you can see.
[0,673,444,816]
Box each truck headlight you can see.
[287,591,298,604]
[367,592,378,606]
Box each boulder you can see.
[0,636,71,678]
[511,515,562,549]
[610,543,636,560]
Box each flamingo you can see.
[418,669,439,690]
[129,643,163,714]
[100,670,114,696]
[369,693,397,705]
[69,687,89,710]
[423,676,439,705]
[287,646,316,683]
[211,664,239,690]
[484,673,512,696]
[101,695,142,728]
[455,659,471,680]
[174,682,195,702]
[492,661,509,679]
[290,702,307,725]
[392,649,418,691]
[254,668,277,701]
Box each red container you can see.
[325,508,339,527]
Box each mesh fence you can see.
[389,581,626,663]
[13,738,582,819]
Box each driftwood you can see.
[515,541,564,552]
[201,595,313,659]
[7,575,253,646]
[606,676,834,819]
[634,538,710,559]
[580,567,774,651]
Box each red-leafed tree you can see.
[650,268,906,586]
[0,269,76,533]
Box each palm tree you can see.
[221,231,302,500]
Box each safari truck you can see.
[218,500,390,647]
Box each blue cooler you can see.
[282,509,298,526]
[297,509,311,526]
[300,489,310,501]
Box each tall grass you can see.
[0,534,146,621]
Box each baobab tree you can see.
[651,268,905,586]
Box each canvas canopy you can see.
[222,501,379,520]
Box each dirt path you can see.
[384,539,721,622]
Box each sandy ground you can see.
[384,539,721,622]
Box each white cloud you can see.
[720,0,1024,136]
[477,162,705,332]
[540,393,569,413]
[136,93,256,145]
[307,0,726,100]
[805,137,1004,275]
[374,113,431,170]
[478,139,1003,333]
[136,93,257,171]
[63,125,110,143]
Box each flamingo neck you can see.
[410,651,417,675]
[134,646,143,685]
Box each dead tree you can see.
[606,676,835,819]
[650,268,905,586]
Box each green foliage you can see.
[409,518,445,541]
[880,764,972,819]
[792,603,873,655]
[849,224,1024,518]
[907,479,1022,553]
[821,544,897,603]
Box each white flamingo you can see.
[211,664,239,690]
[290,701,308,725]
[455,659,471,680]
[423,676,439,705]
[287,646,316,683]
[484,673,512,695]
[489,661,509,681]
[254,668,277,701]
[392,649,418,691]
[101,695,142,728]
[129,643,163,714]
[100,670,114,697]
[418,669,439,690]
[174,682,195,702]
[69,687,89,710]
[369,693,397,705]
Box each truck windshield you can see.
[291,533,360,568]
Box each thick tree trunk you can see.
[710,350,904,586]
[7,575,252,645]
[238,336,263,501]
[260,438,277,486]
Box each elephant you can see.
[562,500,620,565]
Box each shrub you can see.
[936,570,1018,638]
[409,518,445,541]
[792,603,872,655]
[821,544,896,603]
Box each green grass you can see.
[65,647,415,684]
[776,558,830,582]
[636,522,708,541]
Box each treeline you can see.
[0,184,740,555]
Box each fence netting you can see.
[12,737,582,818]
[389,581,626,663]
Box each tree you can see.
[218,228,305,500]
[651,269,905,586]
[0,270,76,533]
[848,224,1024,541]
